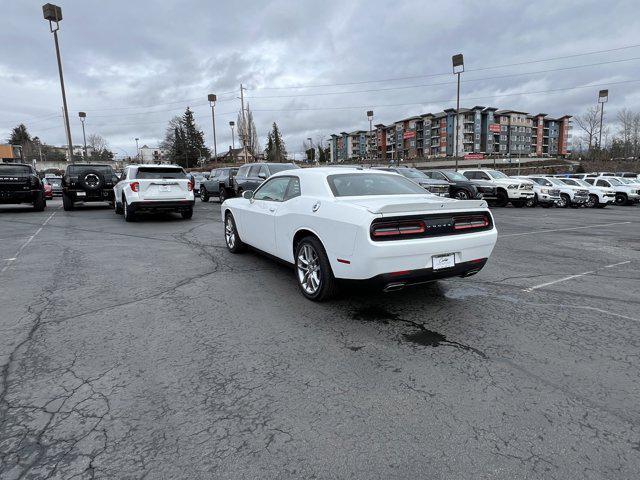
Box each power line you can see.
[245,57,640,99]
[247,79,640,113]
[250,43,640,90]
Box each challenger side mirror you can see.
[242,190,254,200]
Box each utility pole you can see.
[240,84,248,163]
[43,4,73,163]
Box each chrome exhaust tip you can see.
[383,282,406,292]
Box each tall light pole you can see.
[598,89,608,149]
[43,3,73,162]
[78,111,87,158]
[229,121,235,150]
[367,110,374,161]
[135,138,140,162]
[452,53,464,170]
[307,137,313,163]
[208,93,218,161]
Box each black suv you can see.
[62,163,118,211]
[0,163,46,211]
[200,167,238,202]
[233,162,298,195]
[423,169,487,200]
[374,166,450,197]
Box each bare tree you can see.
[574,106,600,150]
[616,108,640,157]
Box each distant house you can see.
[139,145,170,164]
[217,146,254,163]
[0,144,22,163]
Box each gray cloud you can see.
[2,0,640,156]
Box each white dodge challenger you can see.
[221,167,497,301]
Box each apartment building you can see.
[329,106,572,162]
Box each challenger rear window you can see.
[135,167,186,179]
[327,173,426,197]
[0,165,32,175]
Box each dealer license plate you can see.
[432,253,455,270]
[159,185,171,192]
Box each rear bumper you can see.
[330,228,497,280]
[356,259,488,291]
[0,190,40,203]
[129,200,195,212]
[65,189,114,202]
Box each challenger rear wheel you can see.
[295,236,337,302]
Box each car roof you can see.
[128,164,182,169]
[271,166,395,178]
[1,163,31,167]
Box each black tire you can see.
[558,193,571,208]
[454,189,471,200]
[586,194,598,208]
[62,192,74,211]
[33,192,46,212]
[115,197,124,214]
[294,236,338,302]
[511,200,525,208]
[525,195,537,208]
[123,200,136,222]
[200,186,209,202]
[236,187,243,198]
[219,187,228,203]
[224,212,246,253]
[495,190,509,207]
[181,208,193,220]
[615,193,628,206]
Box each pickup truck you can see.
[558,177,615,208]
[0,163,46,211]
[512,176,560,207]
[526,176,588,208]
[200,167,238,203]
[459,169,534,207]
[586,177,640,205]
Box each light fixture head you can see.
[598,89,609,103]
[452,53,464,74]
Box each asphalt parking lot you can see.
[1,199,639,479]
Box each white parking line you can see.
[523,260,632,292]
[1,211,56,273]
[500,221,632,238]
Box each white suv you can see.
[459,169,534,207]
[586,177,640,205]
[512,176,560,207]
[114,164,195,221]
[558,177,615,208]
[525,176,589,208]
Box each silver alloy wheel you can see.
[297,244,321,295]
[455,190,469,200]
[557,196,567,208]
[587,195,597,208]
[225,217,236,248]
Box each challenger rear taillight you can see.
[453,215,489,231]
[371,221,425,238]
[130,181,139,192]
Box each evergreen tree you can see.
[264,122,287,162]
[163,108,210,167]
[8,124,34,160]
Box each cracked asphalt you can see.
[1,198,639,479]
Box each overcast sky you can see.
[2,0,640,158]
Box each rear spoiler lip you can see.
[369,199,488,214]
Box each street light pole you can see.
[78,111,87,158]
[207,93,217,161]
[43,4,73,162]
[229,121,235,150]
[452,53,464,171]
[598,89,608,150]
[367,110,374,162]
